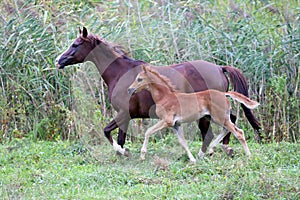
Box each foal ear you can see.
[82,27,88,38]
[144,65,152,74]
[141,64,147,72]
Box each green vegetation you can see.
[0,0,299,198]
[1,138,299,199]
[1,0,299,142]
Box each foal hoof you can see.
[227,148,234,158]
[124,148,131,157]
[221,145,235,158]
[190,159,197,165]
[140,157,146,162]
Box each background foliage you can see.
[0,0,299,142]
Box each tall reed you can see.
[1,0,299,142]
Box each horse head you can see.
[55,27,98,69]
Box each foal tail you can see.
[225,91,260,110]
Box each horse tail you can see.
[225,91,260,110]
[222,66,261,132]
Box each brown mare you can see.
[55,27,261,156]
[128,65,259,163]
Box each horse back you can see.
[155,60,229,93]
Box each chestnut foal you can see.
[128,65,259,163]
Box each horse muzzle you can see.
[55,61,63,69]
[55,57,65,69]
[127,88,136,95]
[55,55,77,69]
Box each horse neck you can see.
[148,83,174,103]
[86,44,138,88]
[86,43,121,76]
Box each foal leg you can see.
[140,120,168,161]
[198,116,227,156]
[198,131,227,159]
[221,114,236,157]
[173,125,196,164]
[223,120,251,157]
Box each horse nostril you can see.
[128,88,135,95]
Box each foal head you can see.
[128,65,151,95]
[128,65,177,95]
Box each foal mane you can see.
[86,34,130,57]
[145,66,178,93]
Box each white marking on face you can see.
[55,52,64,68]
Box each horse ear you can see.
[79,27,82,35]
[82,27,88,38]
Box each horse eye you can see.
[137,78,143,82]
[72,43,79,48]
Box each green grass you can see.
[1,0,299,142]
[0,1,299,198]
[1,138,299,199]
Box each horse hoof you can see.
[116,148,131,157]
[198,151,205,159]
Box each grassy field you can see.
[1,1,299,199]
[1,138,299,199]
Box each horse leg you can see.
[116,119,131,157]
[117,128,127,148]
[223,120,251,157]
[198,116,214,155]
[221,114,236,157]
[173,125,196,164]
[116,114,130,148]
[140,120,168,161]
[104,119,118,145]
[104,113,129,156]
[198,131,227,159]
